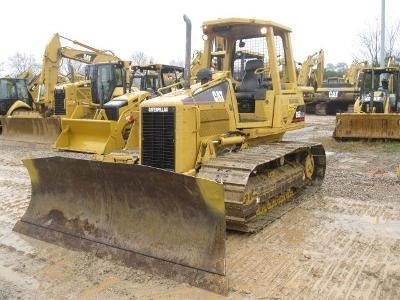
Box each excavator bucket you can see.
[1,116,61,144]
[54,119,125,154]
[13,156,227,294]
[334,113,400,140]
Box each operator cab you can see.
[0,78,31,115]
[200,21,299,125]
[359,67,400,113]
[85,62,126,107]
[131,64,184,97]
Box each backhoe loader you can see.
[0,69,36,132]
[333,66,400,140]
[1,33,131,143]
[14,16,326,294]
[53,64,184,154]
[0,78,31,116]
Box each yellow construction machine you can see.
[297,49,324,89]
[131,64,184,96]
[14,16,326,294]
[296,49,324,110]
[0,77,31,117]
[53,63,184,154]
[312,60,367,115]
[333,66,400,140]
[1,33,131,143]
[0,69,36,132]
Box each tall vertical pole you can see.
[380,0,385,67]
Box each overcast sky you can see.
[1,0,399,72]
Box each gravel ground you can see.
[0,115,399,299]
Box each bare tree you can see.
[386,21,400,62]
[358,22,380,66]
[358,20,400,66]
[59,59,87,82]
[7,52,40,77]
[131,51,149,65]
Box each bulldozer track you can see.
[198,141,326,232]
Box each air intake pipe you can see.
[183,15,191,90]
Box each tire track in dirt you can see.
[224,137,400,299]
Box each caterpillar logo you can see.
[75,53,97,63]
[148,107,169,113]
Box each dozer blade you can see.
[54,118,125,154]
[1,116,61,144]
[13,156,227,294]
[334,113,400,140]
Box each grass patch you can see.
[380,142,400,153]
[314,136,400,153]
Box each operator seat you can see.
[235,59,267,113]
[197,68,212,84]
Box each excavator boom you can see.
[1,33,126,144]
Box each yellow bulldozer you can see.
[333,66,400,140]
[14,16,326,294]
[311,60,367,115]
[53,63,184,154]
[1,33,131,143]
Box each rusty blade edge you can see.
[13,220,228,296]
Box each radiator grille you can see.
[54,88,66,115]
[141,107,175,170]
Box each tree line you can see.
[1,21,399,78]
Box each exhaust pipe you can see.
[183,15,191,89]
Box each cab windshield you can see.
[0,78,29,100]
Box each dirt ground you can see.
[0,115,399,299]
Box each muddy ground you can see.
[0,115,399,299]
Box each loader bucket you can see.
[54,118,125,154]
[13,156,227,294]
[333,113,400,140]
[1,116,61,144]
